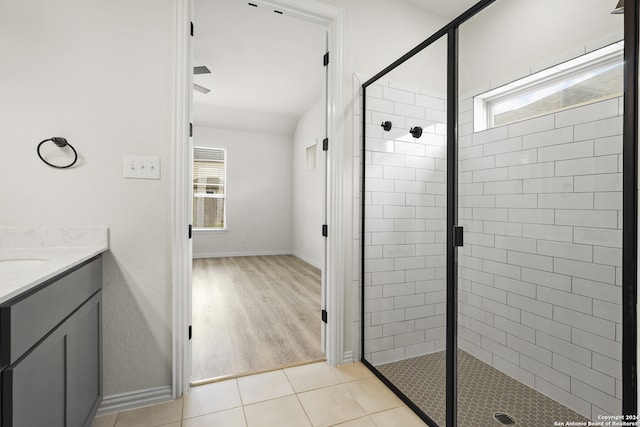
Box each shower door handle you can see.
[453,226,464,247]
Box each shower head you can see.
[611,0,624,14]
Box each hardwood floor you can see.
[191,255,325,382]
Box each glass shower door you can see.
[457,1,624,425]
[362,35,448,426]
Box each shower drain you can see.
[494,412,517,425]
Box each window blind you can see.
[194,147,225,196]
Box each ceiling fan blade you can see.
[194,66,212,75]
[193,83,211,94]
[612,0,624,13]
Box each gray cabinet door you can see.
[2,292,102,427]
[3,317,66,427]
[1,256,103,427]
[67,292,102,427]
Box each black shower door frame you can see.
[360,1,639,425]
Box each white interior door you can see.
[184,0,195,391]
[321,31,329,354]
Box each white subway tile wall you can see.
[458,96,623,419]
[364,81,447,367]
[363,79,622,419]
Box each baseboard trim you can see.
[96,386,173,416]
[291,251,322,269]
[193,251,322,270]
[192,250,292,259]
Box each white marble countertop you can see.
[0,227,109,304]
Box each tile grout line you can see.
[280,366,316,427]
[293,391,316,427]
[104,363,392,427]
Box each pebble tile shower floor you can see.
[376,350,589,426]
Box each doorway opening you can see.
[191,256,325,382]
[173,0,345,398]
[189,0,328,383]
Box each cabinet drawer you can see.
[0,256,102,367]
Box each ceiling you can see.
[193,0,326,134]
[192,0,479,134]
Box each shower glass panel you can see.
[458,1,623,425]
[362,35,448,425]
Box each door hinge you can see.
[323,52,329,67]
[188,325,192,340]
[321,309,328,323]
[190,21,194,37]
[190,122,193,138]
[188,224,192,239]
[322,224,328,237]
[322,138,328,151]
[453,226,464,247]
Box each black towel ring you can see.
[37,137,78,169]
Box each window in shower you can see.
[193,146,227,229]
[474,41,624,132]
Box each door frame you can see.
[171,0,346,397]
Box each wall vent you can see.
[306,143,317,172]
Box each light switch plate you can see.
[123,155,161,180]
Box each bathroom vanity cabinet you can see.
[0,255,103,427]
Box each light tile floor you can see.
[91,362,426,427]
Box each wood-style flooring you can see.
[191,255,325,382]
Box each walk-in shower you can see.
[360,1,637,426]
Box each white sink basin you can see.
[0,259,49,274]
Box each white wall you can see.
[0,0,174,395]
[325,0,448,360]
[192,127,293,258]
[459,0,623,97]
[292,100,326,268]
[362,81,447,365]
[325,0,447,88]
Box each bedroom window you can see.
[474,41,623,132]
[193,146,226,229]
